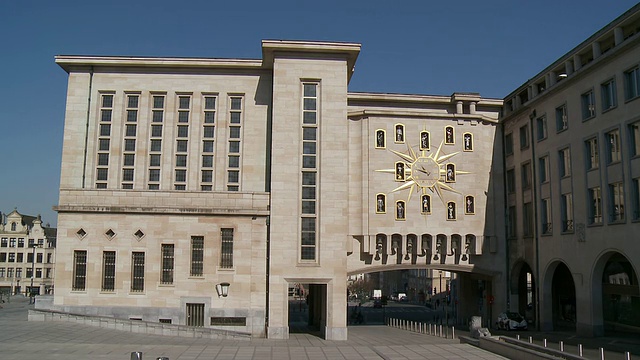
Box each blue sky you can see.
[1,0,638,227]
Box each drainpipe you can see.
[500,121,510,313]
[528,110,541,331]
[264,74,274,336]
[81,66,94,188]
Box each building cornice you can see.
[55,55,264,73]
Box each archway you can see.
[510,260,536,326]
[599,253,640,335]
[552,262,576,330]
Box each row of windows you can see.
[0,238,45,247]
[0,252,50,263]
[95,92,244,191]
[374,126,474,151]
[0,267,50,279]
[73,230,234,292]
[507,178,640,238]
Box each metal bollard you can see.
[439,324,443,337]
[131,352,142,360]
[625,351,630,360]
[452,326,455,339]
[560,341,564,352]
[529,336,533,344]
[600,347,605,360]
[544,339,547,347]
[579,344,583,357]
[516,334,520,340]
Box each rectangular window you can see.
[559,147,571,177]
[521,162,532,189]
[586,137,599,170]
[632,178,640,220]
[131,252,145,292]
[505,133,513,155]
[190,236,204,276]
[541,198,552,234]
[519,125,529,149]
[581,90,596,120]
[506,169,515,194]
[538,156,549,183]
[589,187,603,224]
[507,206,517,239]
[555,104,568,132]
[202,155,213,168]
[601,79,617,111]
[624,66,640,101]
[220,228,234,269]
[301,217,316,260]
[536,116,547,141]
[606,129,621,163]
[73,250,87,291]
[101,251,116,292]
[561,194,574,232]
[227,96,243,191]
[161,244,174,285]
[175,169,186,182]
[609,182,625,222]
[201,170,213,183]
[523,202,533,237]
[630,122,640,157]
[8,253,15,262]
[301,83,318,261]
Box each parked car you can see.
[496,312,528,330]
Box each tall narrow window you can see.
[506,169,515,194]
[541,198,552,234]
[122,93,139,189]
[301,83,318,261]
[586,137,599,170]
[174,95,191,190]
[609,182,625,222]
[555,104,568,132]
[561,194,574,232]
[539,156,549,183]
[227,96,243,191]
[148,94,165,190]
[559,147,571,177]
[220,228,234,269]
[581,90,596,120]
[96,93,113,189]
[624,66,640,101]
[522,202,533,237]
[521,162,532,189]
[589,187,602,224]
[201,95,217,191]
[190,236,204,276]
[131,252,145,292]
[606,129,621,163]
[601,79,617,111]
[72,250,87,291]
[630,122,640,157]
[519,125,529,149]
[161,244,174,285]
[536,116,547,141]
[101,251,116,291]
[505,133,513,156]
[632,178,640,221]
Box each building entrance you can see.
[288,283,326,337]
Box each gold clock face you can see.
[411,156,440,188]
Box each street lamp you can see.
[29,243,41,304]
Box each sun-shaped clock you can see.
[376,141,469,204]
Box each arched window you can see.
[11,222,16,231]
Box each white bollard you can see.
[625,351,630,360]
[517,335,520,340]
[452,326,455,339]
[543,339,547,347]
[579,344,583,357]
[560,341,564,352]
[529,336,533,344]
[600,347,605,360]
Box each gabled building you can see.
[0,209,56,297]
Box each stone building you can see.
[500,4,640,336]
[0,209,56,298]
[52,40,504,339]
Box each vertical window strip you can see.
[227,96,243,191]
[72,250,87,291]
[101,251,116,291]
[201,95,216,191]
[161,244,174,284]
[190,236,204,276]
[174,95,190,190]
[148,94,165,190]
[301,83,318,261]
[220,229,234,268]
[96,93,113,189]
[131,252,145,292]
[122,94,139,189]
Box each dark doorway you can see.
[552,263,576,330]
[288,283,326,337]
[517,264,536,325]
[186,303,204,327]
[602,254,640,335]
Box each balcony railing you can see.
[562,220,574,232]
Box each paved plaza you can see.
[0,295,505,360]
